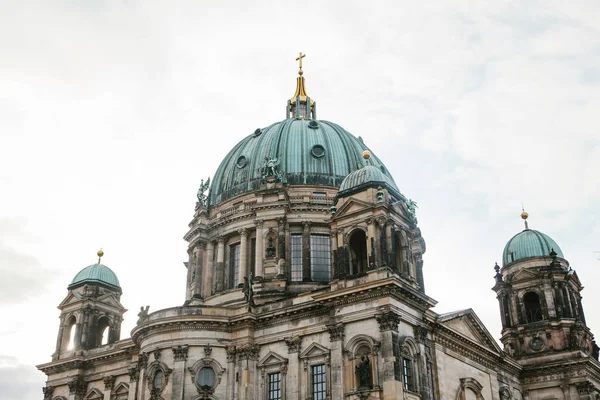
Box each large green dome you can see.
[502,229,563,266]
[208,118,398,206]
[69,263,121,291]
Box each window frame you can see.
[290,234,303,282]
[310,234,331,282]
[258,351,288,400]
[229,242,241,289]
[299,342,331,400]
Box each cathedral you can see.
[38,55,600,400]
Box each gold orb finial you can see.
[521,211,529,220]
[97,249,104,258]
[362,150,371,160]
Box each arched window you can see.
[524,292,543,323]
[349,230,367,275]
[153,370,164,390]
[66,316,77,350]
[95,316,110,347]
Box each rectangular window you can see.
[250,238,256,276]
[311,364,326,400]
[291,234,302,282]
[230,243,241,288]
[310,235,331,282]
[402,358,413,391]
[268,372,282,400]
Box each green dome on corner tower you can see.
[502,212,564,266]
[68,250,121,292]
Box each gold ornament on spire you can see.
[296,52,306,75]
[97,248,104,264]
[288,51,315,119]
[362,150,371,160]
[521,208,529,229]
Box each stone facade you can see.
[38,69,600,400]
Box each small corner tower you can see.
[53,250,126,360]
[493,211,600,397]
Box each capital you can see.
[238,228,248,237]
[376,310,400,332]
[302,221,311,231]
[254,219,264,228]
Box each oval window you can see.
[311,144,326,158]
[236,156,248,169]
[197,367,216,389]
[153,370,164,390]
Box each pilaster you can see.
[172,345,189,400]
[239,228,249,287]
[255,220,264,279]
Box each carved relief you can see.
[172,345,189,361]
[376,311,400,332]
[285,335,302,353]
[327,322,345,341]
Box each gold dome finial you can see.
[288,52,316,119]
[521,206,529,229]
[296,52,306,76]
[362,150,371,160]
[97,248,104,263]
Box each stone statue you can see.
[499,386,511,400]
[243,273,255,310]
[406,199,418,223]
[355,356,372,390]
[262,156,283,182]
[196,178,210,209]
[137,306,150,325]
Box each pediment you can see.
[334,198,373,219]
[437,309,502,353]
[95,293,126,310]
[300,342,329,359]
[113,382,129,395]
[258,351,288,367]
[510,268,539,282]
[58,291,83,308]
[83,388,103,400]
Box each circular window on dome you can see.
[311,144,326,158]
[236,156,248,169]
[308,120,319,129]
[196,367,216,390]
[380,166,386,174]
[254,128,262,137]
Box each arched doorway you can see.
[349,230,367,275]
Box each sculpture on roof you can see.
[262,156,283,183]
[196,178,210,209]
[407,199,418,224]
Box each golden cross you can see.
[296,52,306,69]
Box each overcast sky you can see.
[1,1,600,398]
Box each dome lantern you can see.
[287,52,316,120]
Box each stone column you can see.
[376,310,401,399]
[128,367,139,400]
[367,218,376,268]
[377,217,387,267]
[284,336,302,400]
[389,225,398,272]
[172,345,189,400]
[80,308,89,349]
[330,230,338,278]
[327,323,345,398]
[103,376,115,400]
[215,237,225,293]
[238,344,259,400]
[226,346,237,400]
[54,315,65,357]
[255,220,264,280]
[239,228,248,287]
[302,221,311,281]
[203,241,215,297]
[193,243,206,297]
